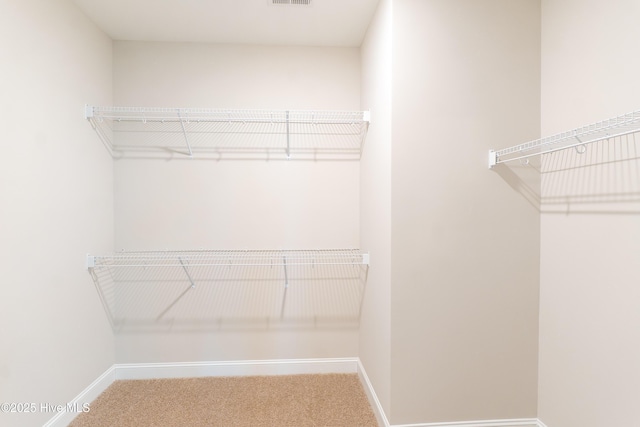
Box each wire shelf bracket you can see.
[281,255,289,318]
[489,109,640,168]
[177,110,193,157]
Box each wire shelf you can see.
[86,249,369,331]
[88,249,369,268]
[489,109,640,167]
[86,105,370,160]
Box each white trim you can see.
[356,359,539,427]
[43,358,355,426]
[43,357,546,427]
[42,365,116,427]
[357,358,391,427]
[114,357,358,380]
[393,420,539,427]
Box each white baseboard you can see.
[392,420,539,427]
[115,357,358,380]
[43,357,357,426]
[42,365,116,427]
[355,359,540,427]
[43,357,546,427]
[357,358,391,427]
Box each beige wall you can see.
[112,42,362,362]
[10,2,639,425]
[359,0,393,419]
[539,0,640,425]
[389,0,541,423]
[0,0,114,426]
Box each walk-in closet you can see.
[2,1,638,426]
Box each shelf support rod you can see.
[179,257,196,289]
[280,255,289,318]
[155,257,196,321]
[177,110,193,157]
[156,284,193,321]
[286,110,290,160]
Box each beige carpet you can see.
[69,373,378,427]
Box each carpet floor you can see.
[68,373,378,427]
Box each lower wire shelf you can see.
[86,249,369,331]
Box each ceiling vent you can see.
[271,0,312,5]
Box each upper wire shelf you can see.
[86,249,370,269]
[85,105,370,160]
[489,109,640,168]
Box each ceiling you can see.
[73,0,380,47]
